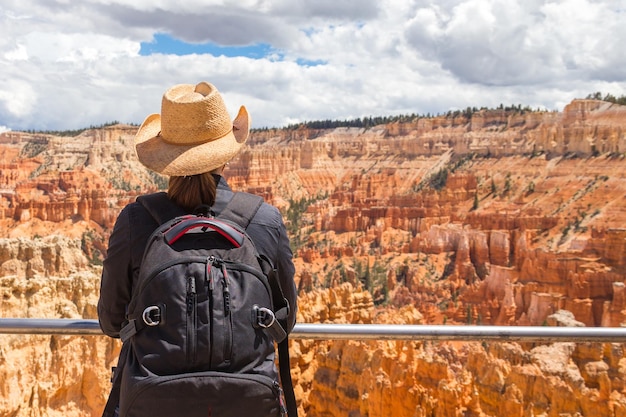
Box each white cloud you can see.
[4,43,28,61]
[0,0,625,131]
[0,80,37,119]
[404,0,626,87]
[20,32,139,64]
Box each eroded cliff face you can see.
[1,99,626,416]
[0,236,117,417]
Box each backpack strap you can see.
[279,337,298,417]
[136,192,186,225]
[137,191,263,228]
[217,192,264,229]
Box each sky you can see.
[1,0,625,132]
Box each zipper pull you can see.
[206,256,215,291]
[274,381,287,416]
[187,276,196,315]
[221,263,231,316]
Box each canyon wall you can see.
[1,99,626,416]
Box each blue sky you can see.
[138,34,326,66]
[0,0,625,132]
[139,34,274,59]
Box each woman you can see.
[98,81,297,417]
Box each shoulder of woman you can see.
[252,201,284,228]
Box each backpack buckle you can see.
[254,306,276,329]
[253,305,287,343]
[142,305,163,326]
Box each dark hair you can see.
[168,173,217,212]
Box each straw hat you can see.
[134,82,250,176]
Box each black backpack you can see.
[111,192,297,417]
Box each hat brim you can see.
[134,106,250,176]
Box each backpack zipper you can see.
[186,275,197,364]
[220,262,233,365]
[206,256,216,366]
[221,262,231,316]
[274,380,287,416]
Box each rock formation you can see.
[1,99,626,416]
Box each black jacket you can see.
[97,176,297,337]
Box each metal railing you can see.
[1,318,626,342]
